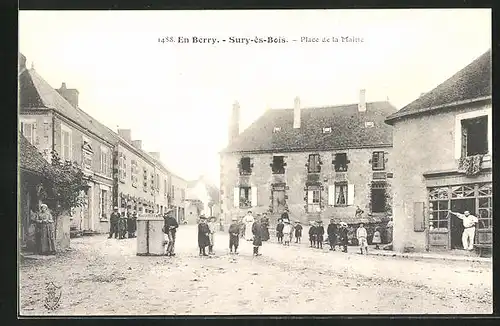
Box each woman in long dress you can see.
[33,203,56,255]
[243,211,255,241]
[260,213,270,241]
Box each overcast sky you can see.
[19,9,491,185]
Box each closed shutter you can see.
[328,185,335,205]
[347,184,354,205]
[251,186,258,207]
[413,202,425,232]
[233,187,239,208]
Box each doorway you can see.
[272,190,286,214]
[450,198,476,249]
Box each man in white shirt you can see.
[449,210,479,250]
[356,223,368,255]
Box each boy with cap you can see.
[276,218,284,244]
[228,216,240,254]
[198,215,210,256]
[315,220,325,249]
[294,221,303,243]
[309,221,317,248]
[108,206,120,239]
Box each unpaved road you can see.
[19,225,492,315]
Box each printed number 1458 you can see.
[158,37,175,43]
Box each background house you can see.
[385,49,492,254]
[220,91,397,227]
[185,175,220,223]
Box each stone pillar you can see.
[136,214,166,256]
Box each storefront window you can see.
[429,200,449,230]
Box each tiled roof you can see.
[385,49,492,125]
[19,68,114,145]
[19,134,54,176]
[223,101,397,153]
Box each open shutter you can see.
[32,122,37,145]
[307,190,314,204]
[251,186,258,207]
[233,187,239,208]
[347,184,354,206]
[328,185,335,205]
[413,202,425,232]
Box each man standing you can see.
[327,219,337,251]
[108,207,120,239]
[449,210,479,250]
[356,223,368,254]
[164,209,179,256]
[198,215,210,256]
[252,216,263,256]
[228,217,240,254]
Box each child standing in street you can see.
[309,221,317,247]
[282,221,292,246]
[372,227,382,249]
[294,221,303,243]
[276,218,284,244]
[356,223,369,254]
[228,216,240,254]
[316,220,325,249]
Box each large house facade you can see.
[220,92,398,226]
[19,56,114,234]
[385,50,492,254]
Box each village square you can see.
[18,10,492,316]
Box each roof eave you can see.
[222,143,394,155]
[385,95,492,126]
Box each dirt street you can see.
[19,225,492,315]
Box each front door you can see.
[450,198,476,249]
[272,190,286,214]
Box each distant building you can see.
[220,92,398,226]
[185,175,220,223]
[385,50,492,253]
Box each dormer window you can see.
[322,127,332,133]
[273,127,281,133]
[365,121,374,128]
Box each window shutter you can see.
[461,127,468,157]
[33,122,37,144]
[328,185,335,205]
[251,186,258,207]
[413,202,425,232]
[347,184,354,205]
[233,187,239,208]
[307,190,314,204]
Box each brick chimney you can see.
[19,53,26,74]
[118,129,132,142]
[132,140,142,150]
[56,82,79,108]
[228,101,240,142]
[149,152,161,160]
[293,96,301,128]
[358,89,366,112]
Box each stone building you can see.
[220,91,397,226]
[170,174,187,222]
[185,175,220,223]
[19,55,114,234]
[385,49,492,254]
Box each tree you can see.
[41,150,92,217]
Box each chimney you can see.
[19,53,26,74]
[228,101,240,142]
[149,152,161,160]
[358,89,366,112]
[293,96,301,128]
[56,82,79,108]
[117,129,132,142]
[132,140,142,150]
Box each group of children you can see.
[275,218,303,245]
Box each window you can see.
[273,127,281,133]
[239,157,252,175]
[307,188,321,213]
[461,116,488,157]
[335,183,348,206]
[100,189,108,219]
[371,182,387,213]
[272,156,285,174]
[61,125,72,162]
[164,179,167,197]
[118,153,125,183]
[308,154,321,173]
[171,185,175,199]
[82,137,93,171]
[100,147,109,175]
[322,127,332,133]
[372,151,385,170]
[143,167,148,192]
[131,160,138,187]
[478,183,492,229]
[334,153,348,172]
[239,186,252,208]
[21,120,36,145]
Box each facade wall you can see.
[391,102,492,253]
[171,175,187,221]
[220,147,393,225]
[19,111,54,161]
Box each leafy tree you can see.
[41,150,92,217]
